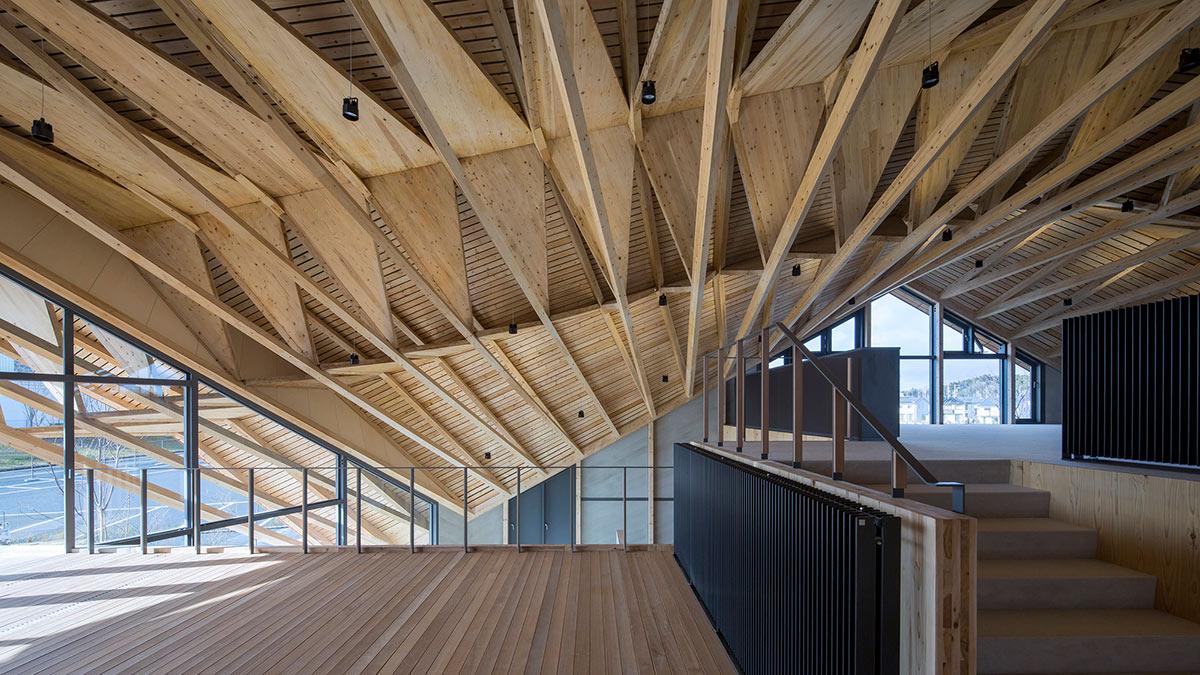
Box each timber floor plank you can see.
[0,549,733,674]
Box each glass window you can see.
[898,360,933,424]
[830,318,857,351]
[870,292,932,355]
[803,335,822,352]
[942,320,965,352]
[1015,358,1035,420]
[943,359,1002,424]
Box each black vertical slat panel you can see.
[1063,294,1200,468]
[673,443,898,674]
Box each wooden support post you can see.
[891,451,907,498]
[760,326,770,460]
[792,348,804,469]
[736,338,746,452]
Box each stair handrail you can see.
[773,322,966,512]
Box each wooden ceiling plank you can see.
[1015,263,1200,338]
[785,0,1068,335]
[379,374,509,497]
[795,0,1200,335]
[731,0,908,350]
[0,149,471,500]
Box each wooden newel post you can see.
[716,345,726,447]
[736,338,746,452]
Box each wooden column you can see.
[716,345,726,446]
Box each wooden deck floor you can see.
[0,548,734,674]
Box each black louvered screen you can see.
[673,443,900,674]
[1063,293,1200,468]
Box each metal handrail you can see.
[697,323,964,512]
[775,322,939,484]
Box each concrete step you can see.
[873,483,1051,518]
[979,559,1156,610]
[978,518,1098,559]
[979,609,1200,673]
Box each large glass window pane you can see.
[74,318,185,380]
[899,360,933,424]
[803,335,822,352]
[870,293,932,355]
[943,360,1002,424]
[1015,359,1034,420]
[0,382,66,545]
[830,318,857,351]
[0,275,62,375]
[942,321,965,352]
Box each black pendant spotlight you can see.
[1121,199,1135,213]
[847,297,856,306]
[30,117,54,144]
[484,452,492,460]
[941,228,953,242]
[1063,298,1073,307]
[508,321,518,335]
[974,259,984,269]
[640,80,657,105]
[578,410,585,418]
[791,264,802,277]
[1180,48,1200,73]
[921,61,940,89]
[661,375,669,383]
[658,294,667,306]
[348,353,360,365]
[342,97,359,121]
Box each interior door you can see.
[542,469,575,545]
[508,482,544,545]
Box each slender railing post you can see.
[891,451,908,498]
[301,468,309,554]
[139,468,148,554]
[409,467,416,553]
[716,346,726,446]
[793,347,804,468]
[569,465,576,552]
[736,338,746,452]
[86,468,95,554]
[515,467,522,552]
[247,468,255,554]
[761,327,771,460]
[356,467,362,553]
[462,468,469,553]
[702,353,710,442]
[622,466,628,552]
[194,468,202,554]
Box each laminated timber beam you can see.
[773,0,1071,337]
[150,0,544,473]
[346,0,617,444]
[727,0,908,354]
[794,1,1200,334]
[1014,263,1200,338]
[0,149,486,502]
[680,0,740,394]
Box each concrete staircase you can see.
[887,463,1200,674]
